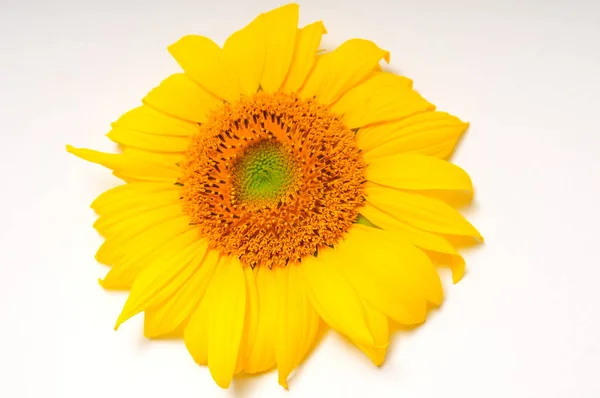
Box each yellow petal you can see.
[99,215,194,290]
[358,111,469,160]
[112,171,138,183]
[91,182,175,212]
[107,126,190,153]
[168,36,241,102]
[244,268,279,374]
[184,282,214,365]
[367,154,473,198]
[113,105,199,137]
[96,213,190,266]
[126,148,183,165]
[114,231,208,329]
[95,202,183,243]
[366,184,482,241]
[143,73,222,123]
[362,201,470,285]
[236,267,259,374]
[427,251,467,284]
[282,21,327,92]
[93,193,182,238]
[299,248,374,347]
[207,256,246,389]
[448,256,465,284]
[94,187,180,220]
[144,249,219,338]
[450,256,465,283]
[223,11,266,94]
[332,72,433,128]
[355,302,389,366]
[259,3,299,92]
[360,202,458,256]
[275,265,319,389]
[449,255,466,283]
[342,225,442,313]
[300,39,390,105]
[94,206,177,242]
[66,145,179,181]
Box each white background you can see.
[1,0,599,397]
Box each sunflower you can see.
[67,3,482,389]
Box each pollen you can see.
[178,92,366,269]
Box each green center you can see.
[232,140,297,203]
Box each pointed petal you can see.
[144,249,219,338]
[99,214,193,290]
[340,225,442,315]
[332,72,433,128]
[93,192,182,238]
[236,267,259,374]
[355,302,389,366]
[184,282,214,365]
[366,184,482,241]
[367,154,473,198]
[91,182,175,212]
[223,10,266,94]
[113,105,199,137]
[168,36,241,102]
[259,3,299,92]
[357,111,469,160]
[299,248,374,347]
[449,255,466,283]
[107,127,189,153]
[300,39,390,105]
[143,73,222,123]
[275,265,319,389]
[96,213,190,266]
[66,145,179,181]
[244,268,279,374]
[282,21,327,92]
[94,187,180,222]
[207,257,246,389]
[362,202,469,286]
[114,230,208,328]
[360,203,458,256]
[427,251,467,284]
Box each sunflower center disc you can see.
[179,92,367,269]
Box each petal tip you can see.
[280,2,299,12]
[451,258,466,284]
[383,51,391,63]
[318,21,328,34]
[114,312,127,331]
[278,376,289,390]
[372,355,386,367]
[452,269,465,284]
[430,293,444,307]
[211,374,233,390]
[66,144,78,155]
[476,231,484,243]
[167,35,189,51]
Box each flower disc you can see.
[179,92,367,269]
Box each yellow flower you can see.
[67,3,482,389]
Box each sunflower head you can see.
[67,2,481,390]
